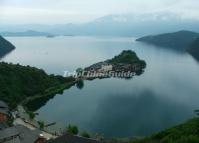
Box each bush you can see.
[27,111,35,120]
[38,121,45,129]
[66,124,79,135]
[81,131,91,138]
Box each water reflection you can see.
[89,90,192,137]
[25,83,75,111]
[76,80,84,90]
[0,49,15,59]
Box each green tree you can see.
[66,124,79,135]
[27,111,35,120]
[38,121,45,129]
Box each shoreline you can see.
[22,81,77,111]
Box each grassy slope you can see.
[131,118,199,143]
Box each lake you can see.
[2,36,199,138]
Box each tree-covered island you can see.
[82,50,146,78]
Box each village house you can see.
[0,126,20,143]
[46,133,102,143]
[85,62,113,73]
[99,64,113,72]
[0,125,46,143]
[0,101,9,123]
[84,62,104,72]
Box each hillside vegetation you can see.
[0,62,75,108]
[0,36,15,57]
[107,50,146,66]
[136,30,199,51]
[131,118,199,143]
[187,38,199,61]
[137,30,199,62]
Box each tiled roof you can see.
[4,137,21,143]
[0,125,42,143]
[47,133,102,143]
[0,126,19,140]
[0,122,8,130]
[15,125,41,143]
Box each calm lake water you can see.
[2,36,199,138]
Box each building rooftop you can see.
[0,126,19,140]
[15,125,42,143]
[4,137,21,143]
[0,100,8,109]
[47,133,102,143]
[0,122,8,130]
[0,125,42,143]
[0,108,9,115]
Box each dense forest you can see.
[0,62,75,108]
[0,36,15,58]
[107,50,146,66]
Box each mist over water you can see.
[2,36,199,137]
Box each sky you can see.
[0,0,199,24]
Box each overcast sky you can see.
[0,0,199,24]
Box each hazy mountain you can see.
[88,13,199,36]
[1,13,199,37]
[136,30,199,62]
[187,38,199,61]
[136,30,199,50]
[0,36,15,58]
[0,30,52,37]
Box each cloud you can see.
[0,6,100,24]
[0,0,199,24]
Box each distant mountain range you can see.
[136,31,199,50]
[0,30,52,37]
[1,13,199,37]
[136,30,199,61]
[0,36,15,58]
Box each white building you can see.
[99,64,113,72]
